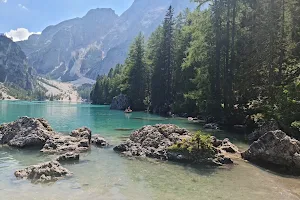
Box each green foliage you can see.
[49,94,54,101]
[77,84,93,101]
[5,84,32,100]
[90,1,300,137]
[90,64,126,105]
[151,6,175,114]
[168,131,214,156]
[292,121,300,129]
[33,89,47,101]
[126,33,148,110]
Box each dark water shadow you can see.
[115,153,223,177]
[114,128,134,131]
[245,159,300,178]
[132,117,168,121]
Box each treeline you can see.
[91,1,300,136]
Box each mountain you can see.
[18,8,118,82]
[18,0,196,81]
[0,35,35,91]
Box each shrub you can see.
[168,131,215,157]
[291,121,300,132]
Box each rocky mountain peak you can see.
[17,0,195,83]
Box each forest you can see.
[90,0,300,137]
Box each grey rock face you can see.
[18,1,196,81]
[114,124,191,159]
[0,35,35,90]
[14,161,72,183]
[110,94,129,110]
[87,0,196,79]
[242,130,300,174]
[114,124,238,165]
[18,8,118,81]
[0,116,54,148]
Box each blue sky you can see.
[0,0,134,41]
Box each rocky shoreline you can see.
[0,117,109,183]
[1,116,300,183]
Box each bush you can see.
[168,131,215,157]
[291,121,300,132]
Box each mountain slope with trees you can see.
[91,1,300,137]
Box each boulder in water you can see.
[0,117,55,148]
[14,161,72,183]
[242,130,300,174]
[114,124,238,165]
[110,94,129,110]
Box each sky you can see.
[0,0,134,41]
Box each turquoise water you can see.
[0,101,201,136]
[0,101,300,200]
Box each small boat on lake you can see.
[124,107,133,113]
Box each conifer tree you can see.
[126,33,147,110]
[151,6,175,114]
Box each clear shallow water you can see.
[0,101,300,200]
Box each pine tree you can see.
[151,6,175,114]
[126,33,147,110]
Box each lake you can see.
[0,101,299,200]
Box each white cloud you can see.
[1,0,8,3]
[18,4,29,11]
[4,28,41,42]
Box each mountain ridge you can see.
[18,0,196,82]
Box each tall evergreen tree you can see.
[126,33,147,110]
[151,6,175,114]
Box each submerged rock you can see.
[115,128,134,131]
[242,130,300,174]
[14,161,72,183]
[114,124,238,165]
[0,117,55,148]
[110,94,129,110]
[91,134,109,147]
[56,152,80,162]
